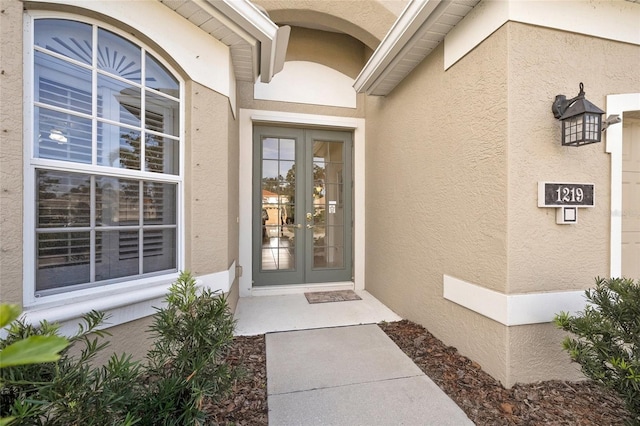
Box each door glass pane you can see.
[312,141,344,269]
[261,137,296,271]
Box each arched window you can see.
[27,16,183,297]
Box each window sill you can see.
[21,262,235,337]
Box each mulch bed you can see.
[206,320,631,425]
[379,320,631,425]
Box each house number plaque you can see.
[538,182,595,224]
[538,182,595,208]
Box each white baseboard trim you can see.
[443,275,587,326]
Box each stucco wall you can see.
[227,93,240,311]
[504,23,640,384]
[365,20,640,386]
[237,27,367,117]
[286,27,369,79]
[0,0,24,306]
[184,82,233,276]
[253,0,396,50]
[506,23,640,293]
[364,25,510,383]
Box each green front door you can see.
[253,126,353,286]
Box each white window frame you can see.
[22,11,185,332]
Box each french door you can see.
[252,126,353,286]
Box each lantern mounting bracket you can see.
[551,82,605,147]
[552,82,586,119]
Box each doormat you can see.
[304,290,362,304]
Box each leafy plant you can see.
[136,271,236,425]
[0,304,69,426]
[555,277,640,422]
[0,271,236,425]
[0,304,68,369]
[1,309,140,425]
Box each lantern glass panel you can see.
[562,113,601,146]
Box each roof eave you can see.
[354,0,477,96]
[211,0,290,83]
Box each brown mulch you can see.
[379,320,631,425]
[205,335,268,425]
[206,320,632,425]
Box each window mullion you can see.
[92,24,98,166]
[89,24,98,283]
[139,180,144,275]
[90,175,96,283]
[141,50,146,174]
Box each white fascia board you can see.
[443,275,588,326]
[192,0,260,84]
[28,0,232,97]
[354,0,442,94]
[445,0,640,70]
[211,0,290,83]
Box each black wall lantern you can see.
[552,82,604,147]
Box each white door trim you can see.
[238,109,365,297]
[606,93,640,278]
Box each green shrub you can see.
[0,271,236,425]
[1,309,141,425]
[136,271,236,425]
[554,277,640,422]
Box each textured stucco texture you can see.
[0,0,25,305]
[363,21,640,386]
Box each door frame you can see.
[606,93,640,278]
[239,109,365,297]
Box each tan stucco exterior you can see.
[0,0,25,305]
[364,26,511,382]
[2,0,640,388]
[363,21,640,385]
[253,0,396,50]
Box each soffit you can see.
[160,0,287,83]
[354,0,480,96]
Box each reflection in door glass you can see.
[312,140,344,269]
[261,137,296,271]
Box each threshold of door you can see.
[250,281,354,297]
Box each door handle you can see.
[306,224,315,229]
[286,223,302,229]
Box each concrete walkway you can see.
[265,324,473,425]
